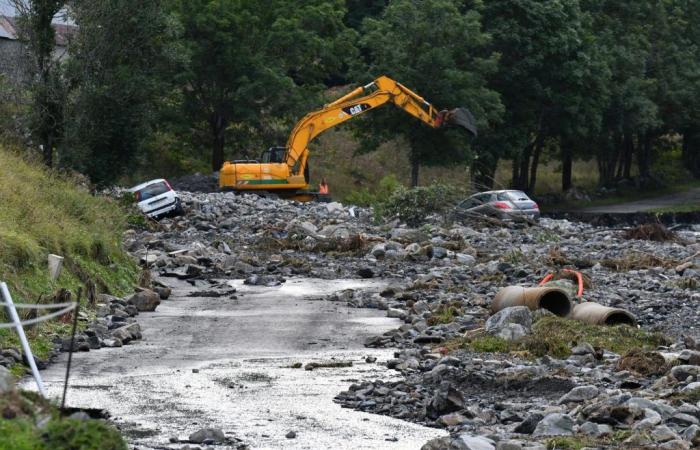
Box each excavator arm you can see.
[284,75,477,175]
[219,75,476,196]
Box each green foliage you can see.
[466,335,510,353]
[0,419,126,450]
[0,387,126,450]
[545,436,595,450]
[355,0,502,185]
[62,0,183,185]
[11,0,66,166]
[174,0,358,171]
[345,174,401,206]
[0,147,137,363]
[378,183,457,226]
[455,316,669,358]
[43,420,127,450]
[426,303,463,326]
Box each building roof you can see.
[0,15,76,46]
[0,15,18,40]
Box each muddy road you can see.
[582,186,700,213]
[27,278,444,449]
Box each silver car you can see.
[453,190,540,221]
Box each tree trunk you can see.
[210,113,227,172]
[622,132,634,179]
[528,140,542,193]
[511,155,520,189]
[637,132,652,179]
[562,142,572,191]
[410,158,420,187]
[683,128,700,178]
[43,134,53,167]
[516,143,532,191]
[596,135,617,187]
[472,157,499,191]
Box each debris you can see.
[624,223,677,242]
[304,361,353,371]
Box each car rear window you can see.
[505,191,530,201]
[137,182,170,201]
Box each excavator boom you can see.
[219,75,477,197]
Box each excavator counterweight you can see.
[219,75,477,199]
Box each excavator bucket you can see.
[445,108,478,137]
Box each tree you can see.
[9,0,65,166]
[656,0,700,178]
[482,0,607,193]
[62,0,181,184]
[582,0,664,187]
[357,0,502,187]
[174,0,358,172]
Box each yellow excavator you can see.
[219,75,477,201]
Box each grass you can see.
[0,389,127,450]
[450,316,669,359]
[426,303,463,326]
[0,147,138,369]
[651,204,700,213]
[670,388,700,405]
[546,431,633,450]
[600,252,679,272]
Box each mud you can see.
[21,277,445,449]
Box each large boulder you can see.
[189,428,225,444]
[532,413,574,437]
[485,306,532,341]
[455,434,496,450]
[127,290,161,312]
[670,365,700,381]
[559,385,600,404]
[110,323,142,343]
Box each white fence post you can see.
[0,282,47,397]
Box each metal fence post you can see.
[0,282,47,397]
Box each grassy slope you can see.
[0,147,137,365]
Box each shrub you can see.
[345,174,402,207]
[378,182,457,226]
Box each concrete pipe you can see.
[570,302,636,326]
[491,286,572,317]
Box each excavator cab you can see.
[260,146,286,163]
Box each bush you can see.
[345,174,402,206]
[378,182,457,226]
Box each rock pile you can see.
[122,191,700,449]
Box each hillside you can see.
[0,147,137,365]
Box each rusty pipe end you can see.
[535,288,572,317]
[602,310,636,326]
[571,302,637,326]
[492,286,572,317]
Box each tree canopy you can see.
[4,0,699,190]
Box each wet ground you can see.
[23,278,445,449]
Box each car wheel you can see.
[173,199,185,216]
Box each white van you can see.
[129,179,183,219]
